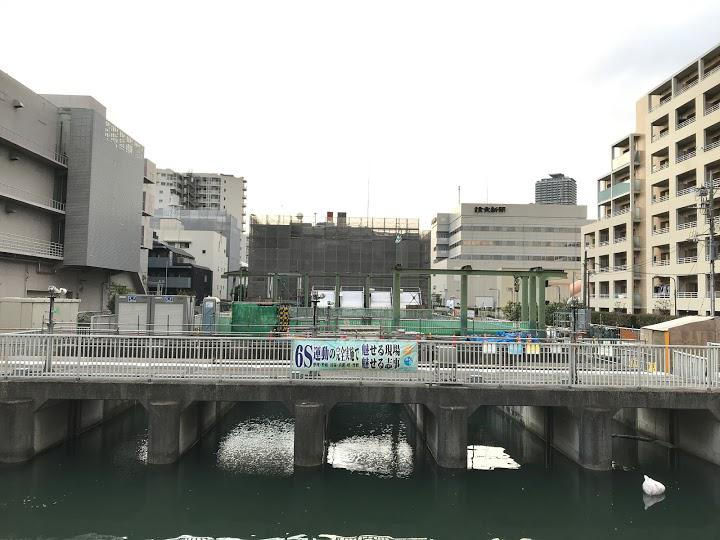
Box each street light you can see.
[310,291,325,334]
[46,285,67,333]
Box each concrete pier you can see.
[407,404,469,469]
[0,399,34,463]
[147,400,233,465]
[576,408,616,470]
[293,402,326,467]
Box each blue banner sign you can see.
[291,339,418,371]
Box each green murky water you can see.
[0,403,719,540]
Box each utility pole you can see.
[582,249,588,307]
[699,178,717,316]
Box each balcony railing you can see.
[0,232,63,259]
[613,264,628,272]
[651,131,669,142]
[613,236,627,244]
[652,162,669,173]
[598,240,610,247]
[677,256,698,264]
[652,194,669,204]
[597,266,611,273]
[702,63,720,79]
[677,220,697,230]
[653,292,671,299]
[675,80,698,96]
[0,181,65,212]
[676,291,699,298]
[598,293,610,299]
[676,149,696,163]
[676,116,696,130]
[705,102,720,116]
[704,140,720,152]
[653,259,671,266]
[0,124,68,167]
[677,185,696,196]
[652,226,669,235]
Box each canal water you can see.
[1,403,719,540]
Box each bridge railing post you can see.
[569,342,577,386]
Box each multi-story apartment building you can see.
[535,173,577,205]
[431,203,590,309]
[0,70,148,311]
[155,170,247,219]
[583,43,720,315]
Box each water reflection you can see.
[217,416,294,476]
[327,405,414,478]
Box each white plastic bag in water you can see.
[642,475,666,496]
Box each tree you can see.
[502,301,520,321]
[107,282,134,313]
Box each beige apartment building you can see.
[583,43,720,316]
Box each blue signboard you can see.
[291,339,418,371]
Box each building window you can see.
[202,249,206,254]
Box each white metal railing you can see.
[613,264,628,272]
[659,95,672,106]
[705,102,720,116]
[0,232,63,258]
[653,259,671,266]
[598,240,610,247]
[597,266,611,273]
[598,293,610,298]
[677,220,697,230]
[676,186,696,197]
[652,162,670,173]
[612,207,630,217]
[653,292,671,298]
[651,131,669,142]
[0,180,65,211]
[676,117,696,130]
[676,150,696,163]
[704,140,720,152]
[0,334,717,389]
[652,227,669,235]
[675,80,698,96]
[613,237,627,244]
[652,194,669,204]
[703,64,720,79]
[676,291,699,298]
[0,123,68,166]
[677,255,698,264]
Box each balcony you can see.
[0,124,68,168]
[676,149,696,163]
[677,220,697,231]
[652,162,669,173]
[0,232,63,259]
[651,130,669,143]
[653,259,671,266]
[705,102,720,116]
[611,152,631,171]
[676,117,697,131]
[651,194,669,204]
[613,236,627,244]
[652,226,669,235]
[677,255,698,264]
[0,180,65,213]
[676,79,699,96]
[705,139,720,152]
[676,185,696,197]
[598,180,632,204]
[653,292,671,299]
[676,291,699,299]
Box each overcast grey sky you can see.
[3,0,720,227]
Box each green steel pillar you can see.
[537,274,546,334]
[460,274,468,335]
[334,274,340,308]
[528,275,537,330]
[303,273,310,307]
[364,275,371,308]
[427,274,433,310]
[520,276,529,323]
[392,271,401,328]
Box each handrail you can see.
[0,231,63,258]
[702,63,720,79]
[677,221,697,230]
[0,123,68,166]
[676,150,696,163]
[1,334,719,388]
[652,227,669,235]
[652,194,669,204]
[651,131,669,142]
[652,162,669,173]
[705,102,720,116]
[704,140,720,152]
[676,116,696,130]
[676,186,696,197]
[653,259,671,266]
[677,256,698,264]
[0,180,65,211]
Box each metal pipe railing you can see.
[0,334,718,389]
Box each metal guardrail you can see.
[0,180,66,211]
[0,231,63,259]
[0,334,718,389]
[0,123,68,166]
